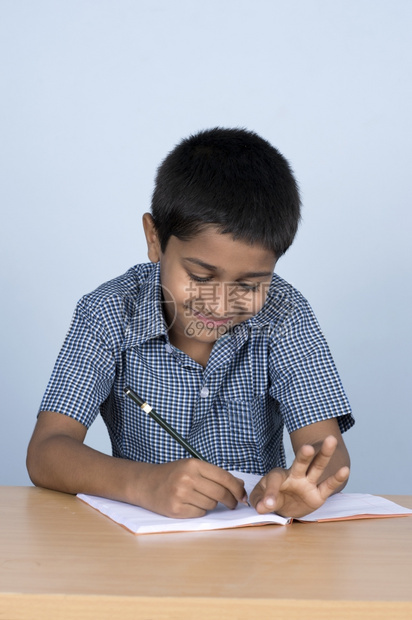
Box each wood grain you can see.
[1,487,411,619]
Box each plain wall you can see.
[1,0,411,493]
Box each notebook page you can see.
[298,492,412,522]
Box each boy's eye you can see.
[188,273,213,283]
[238,282,260,292]
[188,273,260,292]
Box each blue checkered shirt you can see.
[39,262,354,474]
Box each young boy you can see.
[27,128,354,519]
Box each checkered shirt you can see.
[39,262,354,474]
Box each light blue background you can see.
[1,0,411,493]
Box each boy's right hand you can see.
[27,412,246,519]
[133,459,246,519]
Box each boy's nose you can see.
[203,282,233,317]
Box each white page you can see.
[298,492,412,521]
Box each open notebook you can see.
[78,471,412,535]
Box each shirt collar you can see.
[220,275,282,352]
[230,273,297,348]
[123,263,169,349]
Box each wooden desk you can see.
[1,487,411,620]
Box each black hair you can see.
[151,127,301,257]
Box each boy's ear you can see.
[142,213,161,263]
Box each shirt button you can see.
[200,386,209,398]
[165,344,173,354]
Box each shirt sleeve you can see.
[39,296,117,427]
[268,294,354,434]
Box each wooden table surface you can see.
[1,486,412,620]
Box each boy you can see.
[27,128,354,519]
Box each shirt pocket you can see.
[216,393,282,472]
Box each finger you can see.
[249,470,286,514]
[185,489,220,513]
[233,476,251,505]
[318,466,350,501]
[306,435,338,484]
[182,465,244,510]
[195,477,240,510]
[164,494,211,519]
[201,466,247,504]
[288,443,317,478]
[248,479,267,508]
[182,477,254,516]
[175,460,246,505]
[162,476,237,517]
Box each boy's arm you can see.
[26,411,246,518]
[249,418,350,518]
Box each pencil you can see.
[123,386,208,461]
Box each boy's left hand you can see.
[249,435,350,519]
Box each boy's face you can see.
[143,215,277,363]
